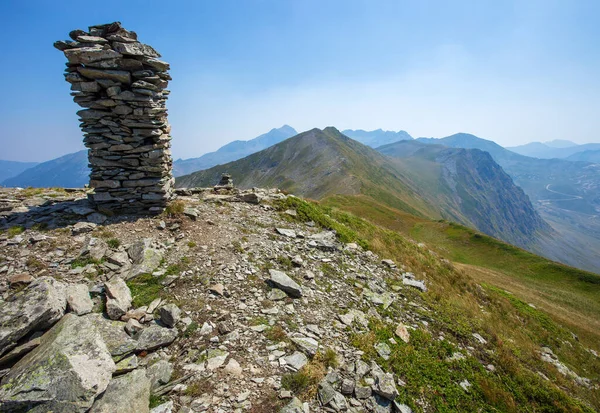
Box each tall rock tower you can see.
[54,22,173,214]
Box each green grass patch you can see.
[71,256,102,269]
[7,226,25,238]
[31,223,48,231]
[126,273,166,308]
[106,238,120,249]
[184,321,199,338]
[149,395,167,409]
[276,255,293,270]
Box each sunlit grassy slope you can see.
[323,194,600,343]
[276,196,600,412]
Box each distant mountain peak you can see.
[342,128,413,148]
[544,139,578,148]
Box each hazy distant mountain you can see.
[177,127,548,249]
[544,139,578,148]
[565,149,600,163]
[507,141,600,159]
[418,133,517,163]
[2,150,89,188]
[173,125,297,176]
[0,160,39,183]
[342,129,412,148]
[1,126,298,188]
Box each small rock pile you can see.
[215,173,234,190]
[54,22,174,214]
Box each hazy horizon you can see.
[1,0,599,162]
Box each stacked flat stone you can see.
[54,22,173,214]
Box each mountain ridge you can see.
[0,160,39,184]
[176,127,549,252]
[2,150,89,188]
[508,141,600,159]
[415,133,600,273]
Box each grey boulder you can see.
[127,239,163,279]
[268,269,302,298]
[146,359,173,389]
[0,276,66,356]
[280,397,304,413]
[136,323,178,351]
[66,283,93,315]
[90,368,151,413]
[159,303,181,328]
[86,313,137,358]
[291,336,319,357]
[373,371,399,400]
[0,313,115,412]
[105,277,132,320]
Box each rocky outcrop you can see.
[54,22,173,214]
[127,238,164,279]
[0,313,115,412]
[0,277,66,356]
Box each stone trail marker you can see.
[55,22,173,214]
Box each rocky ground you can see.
[0,186,597,412]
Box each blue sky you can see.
[1,0,599,161]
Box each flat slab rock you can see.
[268,269,302,298]
[66,283,93,315]
[402,278,427,292]
[0,276,66,357]
[291,335,319,357]
[136,322,178,351]
[0,313,115,412]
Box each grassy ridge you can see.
[276,196,600,411]
[323,195,600,339]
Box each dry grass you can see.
[163,200,186,217]
[456,263,600,344]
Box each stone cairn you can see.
[215,173,234,189]
[54,22,174,214]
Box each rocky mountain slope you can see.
[173,126,298,177]
[377,141,550,248]
[416,133,600,273]
[0,161,39,184]
[0,186,598,412]
[176,127,549,252]
[176,128,429,215]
